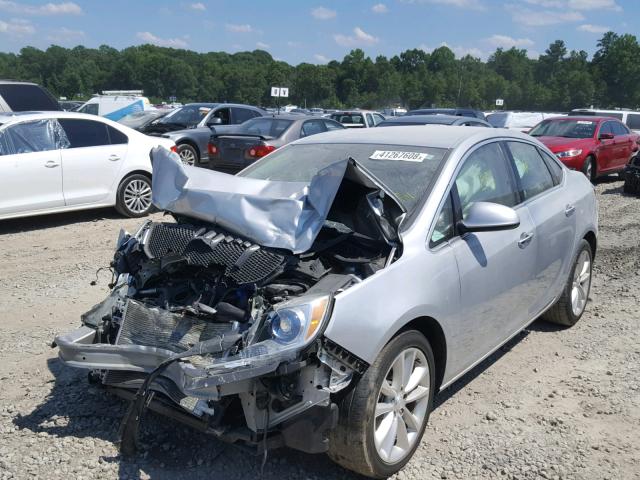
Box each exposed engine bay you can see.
[55,154,404,455]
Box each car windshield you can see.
[529,119,596,138]
[487,113,508,128]
[119,111,160,127]
[238,118,293,137]
[239,143,448,213]
[158,104,216,127]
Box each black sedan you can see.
[377,114,492,128]
[207,115,344,174]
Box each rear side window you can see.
[455,142,518,218]
[0,84,60,111]
[507,142,554,200]
[107,125,128,144]
[627,114,640,130]
[4,120,60,153]
[59,119,110,148]
[324,120,343,131]
[232,108,258,124]
[301,120,327,137]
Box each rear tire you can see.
[582,156,596,183]
[543,239,592,327]
[328,330,435,478]
[115,174,153,218]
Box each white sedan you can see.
[0,111,175,220]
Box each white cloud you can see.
[256,41,270,49]
[524,0,621,10]
[314,54,330,63]
[189,2,206,11]
[47,26,84,43]
[136,31,188,48]
[334,27,378,47]
[0,18,34,35]
[567,0,621,10]
[287,41,302,47]
[372,3,388,13]
[577,23,610,33]
[0,0,82,15]
[421,42,483,58]
[401,0,484,10]
[486,34,534,48]
[311,6,336,20]
[225,23,253,33]
[507,4,584,26]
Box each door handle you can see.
[108,155,121,161]
[518,232,534,249]
[44,161,60,168]
[564,204,576,217]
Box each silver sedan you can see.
[55,126,597,478]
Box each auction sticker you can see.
[369,150,431,162]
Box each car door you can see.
[611,121,634,170]
[58,118,129,205]
[446,141,539,374]
[597,121,616,172]
[505,141,576,314]
[0,119,65,215]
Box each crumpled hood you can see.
[535,136,593,153]
[150,147,348,253]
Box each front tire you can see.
[115,174,153,218]
[328,330,435,478]
[177,144,198,166]
[543,239,592,327]
[582,155,596,183]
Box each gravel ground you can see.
[0,179,638,480]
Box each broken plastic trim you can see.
[118,333,242,456]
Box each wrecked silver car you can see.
[55,126,598,478]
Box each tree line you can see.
[0,32,638,111]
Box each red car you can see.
[529,116,639,181]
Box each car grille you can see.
[143,222,288,284]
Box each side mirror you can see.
[207,117,223,126]
[599,132,614,140]
[458,202,520,233]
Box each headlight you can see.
[556,149,582,158]
[268,295,331,346]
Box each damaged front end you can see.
[54,148,402,455]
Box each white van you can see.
[486,111,566,132]
[570,108,640,133]
[77,90,153,121]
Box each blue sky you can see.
[0,0,635,63]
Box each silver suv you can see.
[56,125,597,478]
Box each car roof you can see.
[294,124,523,149]
[261,114,324,121]
[0,80,38,85]
[331,110,379,114]
[0,111,124,124]
[380,114,480,125]
[545,116,614,122]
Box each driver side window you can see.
[455,142,518,220]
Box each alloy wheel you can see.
[179,148,196,166]
[571,250,591,316]
[374,347,430,464]
[123,179,152,214]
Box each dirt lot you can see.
[0,179,638,480]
